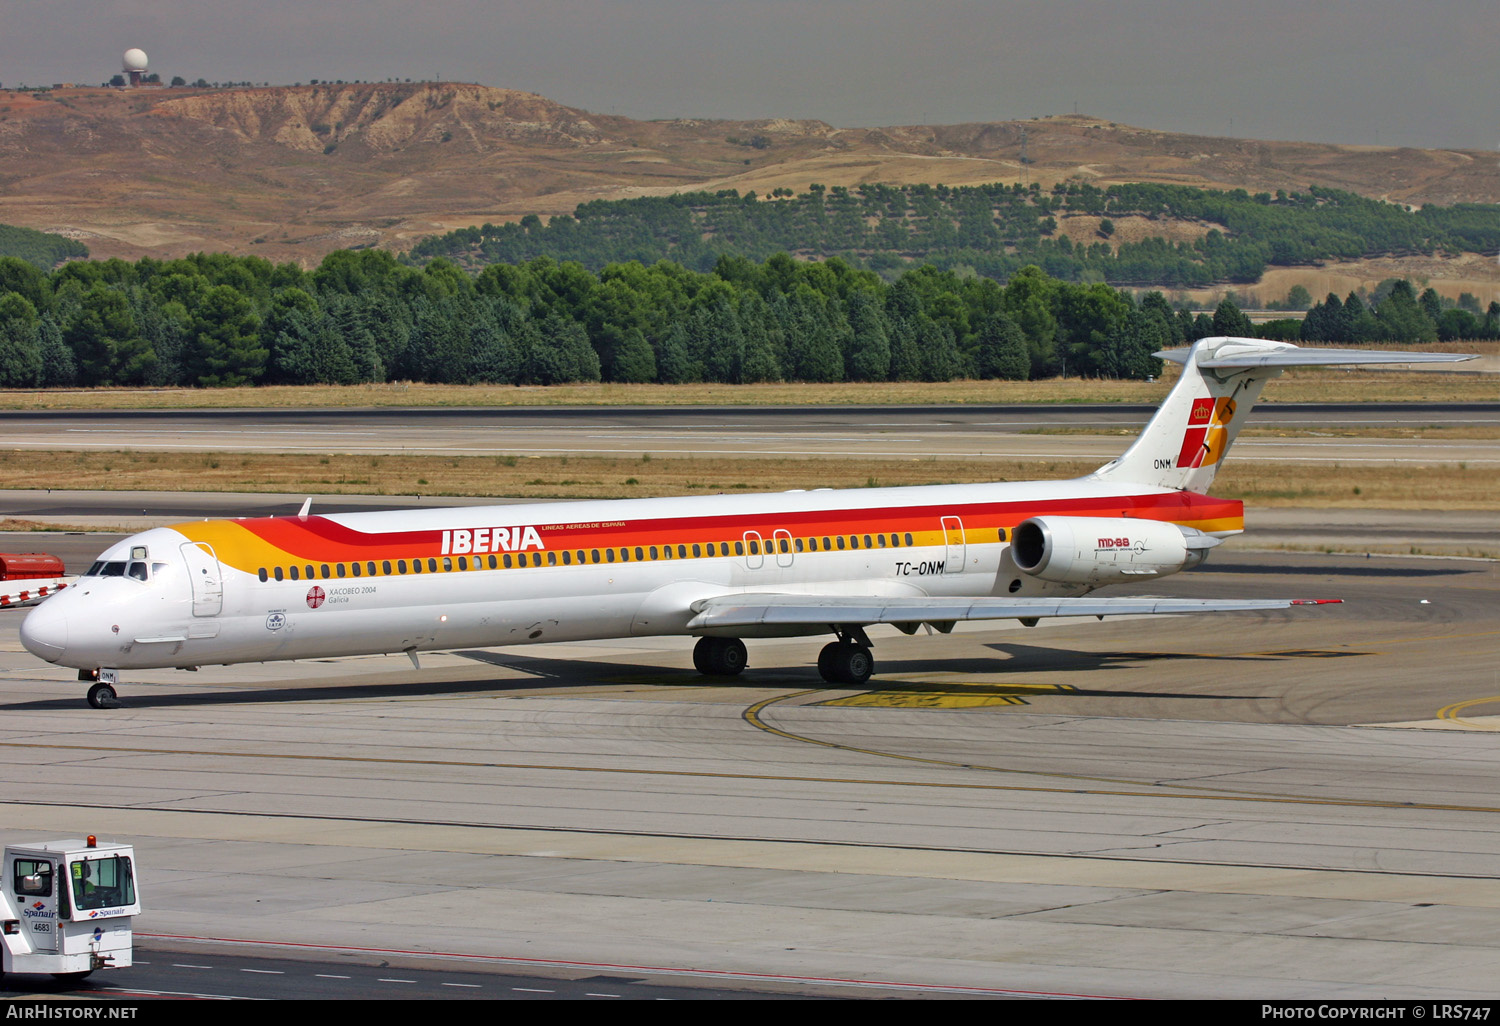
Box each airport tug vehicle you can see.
[2,836,139,982]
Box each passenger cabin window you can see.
[289,565,300,581]
[258,568,268,582]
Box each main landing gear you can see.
[817,626,875,686]
[693,636,748,676]
[692,629,876,685]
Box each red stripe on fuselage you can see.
[226,492,1243,562]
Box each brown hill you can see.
[2,82,1496,278]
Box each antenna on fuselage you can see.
[297,497,312,517]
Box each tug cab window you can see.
[70,856,135,912]
[13,858,53,897]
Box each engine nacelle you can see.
[1010,516,1219,586]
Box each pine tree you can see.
[973,312,1029,380]
[611,327,657,384]
[654,322,695,383]
[845,291,891,382]
[0,293,43,387]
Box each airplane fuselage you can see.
[21,477,1242,673]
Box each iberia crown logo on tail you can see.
[1176,396,1237,469]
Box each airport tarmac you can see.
[2,546,1498,998]
[3,403,1498,464]
[1,404,1495,998]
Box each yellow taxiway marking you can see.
[1437,696,1500,731]
[822,680,1076,709]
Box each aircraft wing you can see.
[685,593,1339,631]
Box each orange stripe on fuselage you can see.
[170,492,1244,575]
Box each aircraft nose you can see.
[20,600,68,663]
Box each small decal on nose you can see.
[306,586,326,609]
[266,612,286,631]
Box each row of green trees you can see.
[1294,282,1500,344]
[0,224,90,270]
[0,250,1233,389]
[407,182,1500,288]
[4,249,1493,392]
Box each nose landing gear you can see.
[81,669,120,709]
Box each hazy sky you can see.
[3,0,1496,150]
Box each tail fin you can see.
[1091,337,1475,493]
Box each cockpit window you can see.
[127,562,148,581]
[86,562,105,577]
[100,562,127,577]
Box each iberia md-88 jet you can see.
[21,338,1474,708]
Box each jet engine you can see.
[1010,516,1220,586]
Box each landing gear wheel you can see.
[86,682,117,709]
[693,637,748,676]
[817,642,874,685]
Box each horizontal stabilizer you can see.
[1157,342,1477,368]
[687,593,1339,631]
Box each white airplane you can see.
[20,337,1473,708]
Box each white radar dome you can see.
[123,49,149,72]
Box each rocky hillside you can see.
[1,82,1495,271]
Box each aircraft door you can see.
[941,516,966,574]
[10,855,59,952]
[773,529,794,568]
[180,542,224,616]
[743,531,765,570]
